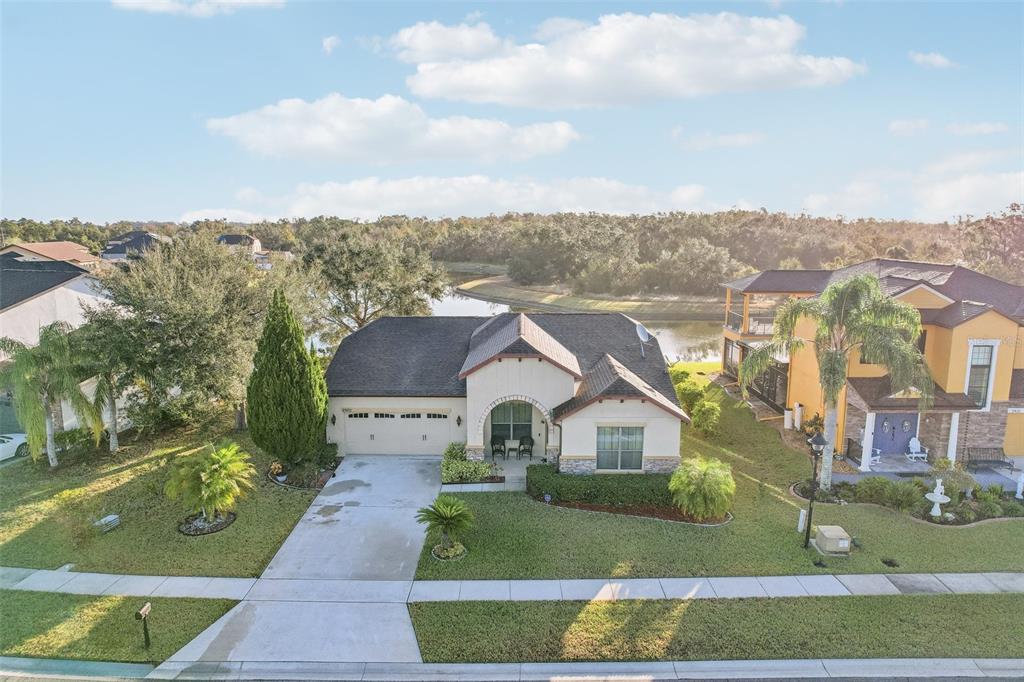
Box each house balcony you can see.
[724,310,775,336]
[726,310,744,332]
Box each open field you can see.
[0,411,315,577]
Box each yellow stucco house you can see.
[721,259,1024,471]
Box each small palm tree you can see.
[415,495,475,551]
[0,322,101,467]
[740,274,932,489]
[669,457,736,522]
[164,441,256,522]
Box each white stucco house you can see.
[325,312,687,474]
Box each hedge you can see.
[526,464,673,506]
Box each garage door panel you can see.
[343,410,449,455]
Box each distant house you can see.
[217,233,292,270]
[0,241,100,269]
[101,231,170,261]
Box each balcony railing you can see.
[726,310,743,331]
[746,313,776,336]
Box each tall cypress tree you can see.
[247,290,327,466]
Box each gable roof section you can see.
[846,376,977,411]
[459,312,582,379]
[0,252,87,311]
[102,231,170,256]
[918,301,1002,328]
[1,241,98,265]
[326,316,485,397]
[217,234,257,246]
[552,353,687,422]
[723,269,830,293]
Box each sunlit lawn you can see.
[0,589,234,663]
[0,411,315,576]
[415,376,1024,579]
[410,594,1024,662]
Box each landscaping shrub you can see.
[668,457,736,522]
[675,380,704,414]
[443,442,468,461]
[668,363,690,386]
[957,505,978,524]
[164,441,255,522]
[526,464,672,506]
[441,441,491,483]
[1001,501,1024,517]
[929,458,976,503]
[978,500,1004,519]
[53,428,98,459]
[691,400,721,435]
[416,494,474,556]
[854,476,893,505]
[801,413,824,436]
[886,480,922,513]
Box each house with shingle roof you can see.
[101,231,171,261]
[326,312,687,473]
[720,258,1024,469]
[0,241,100,269]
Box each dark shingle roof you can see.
[918,301,994,328]
[0,252,87,311]
[326,313,680,413]
[847,376,977,411]
[217,234,256,246]
[102,231,169,256]
[723,270,831,293]
[552,353,686,422]
[460,312,581,378]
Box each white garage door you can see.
[342,410,450,455]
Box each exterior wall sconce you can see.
[456,415,462,426]
[330,414,336,425]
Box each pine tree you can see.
[247,290,328,466]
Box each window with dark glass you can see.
[596,426,643,470]
[916,330,927,354]
[374,412,395,419]
[966,345,993,408]
[490,401,532,440]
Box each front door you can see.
[873,413,918,455]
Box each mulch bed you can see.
[178,512,237,536]
[542,498,729,525]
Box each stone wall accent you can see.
[843,404,866,455]
[466,446,485,461]
[918,412,952,463]
[558,457,596,474]
[960,402,1010,449]
[545,445,560,466]
[642,457,679,473]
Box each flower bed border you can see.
[178,512,237,536]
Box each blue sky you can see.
[2,1,1021,223]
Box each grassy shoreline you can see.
[456,275,724,321]
[410,594,1024,663]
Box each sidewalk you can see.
[5,565,1021,602]
[0,655,153,680]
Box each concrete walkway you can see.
[146,657,1024,680]
[0,655,153,680]
[148,456,441,675]
[0,566,255,600]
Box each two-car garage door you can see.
[343,410,451,455]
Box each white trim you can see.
[947,412,960,463]
[894,282,955,305]
[860,412,876,472]
[963,339,1000,412]
[1009,407,1024,414]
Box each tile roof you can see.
[102,231,170,256]
[723,269,831,293]
[846,376,977,411]
[2,241,98,264]
[326,313,680,415]
[0,252,88,311]
[551,353,687,422]
[459,312,581,378]
[918,301,994,328]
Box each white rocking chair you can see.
[868,448,882,467]
[906,437,929,462]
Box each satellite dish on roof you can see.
[635,322,651,343]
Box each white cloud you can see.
[909,51,956,69]
[110,0,282,18]
[206,93,579,163]
[397,12,865,108]
[945,121,1008,136]
[673,128,763,151]
[533,17,590,41]
[389,21,508,63]
[181,175,708,220]
[913,172,1023,221]
[322,35,340,55]
[923,149,1008,175]
[888,118,929,135]
[803,180,887,216]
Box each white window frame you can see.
[963,339,1000,412]
[595,424,645,472]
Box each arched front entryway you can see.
[476,395,551,458]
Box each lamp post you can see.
[805,432,828,549]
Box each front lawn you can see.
[0,589,234,663]
[415,380,1024,579]
[0,411,315,576]
[410,594,1024,662]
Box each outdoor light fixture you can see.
[330,414,336,425]
[804,432,829,549]
[456,415,462,426]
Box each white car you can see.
[0,434,29,462]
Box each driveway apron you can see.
[155,456,440,670]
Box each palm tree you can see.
[415,495,475,551]
[164,441,256,522]
[76,313,135,454]
[0,322,101,467]
[740,274,933,488]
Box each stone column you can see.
[860,412,875,472]
[466,446,485,461]
[946,412,960,464]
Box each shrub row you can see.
[526,464,672,506]
[441,442,493,484]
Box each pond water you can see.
[432,291,722,362]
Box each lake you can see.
[432,290,723,362]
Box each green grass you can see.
[0,411,315,576]
[0,589,234,663]
[456,276,723,320]
[415,381,1024,579]
[410,594,1024,663]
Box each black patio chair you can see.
[518,435,534,460]
[490,435,507,461]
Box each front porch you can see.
[843,440,931,475]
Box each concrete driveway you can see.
[154,456,440,672]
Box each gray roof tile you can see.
[0,253,87,311]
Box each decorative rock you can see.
[93,514,120,533]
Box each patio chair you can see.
[490,435,507,461]
[906,437,929,462]
[518,435,534,460]
[868,448,882,467]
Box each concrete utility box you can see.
[815,525,851,554]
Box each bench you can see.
[963,447,1013,470]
